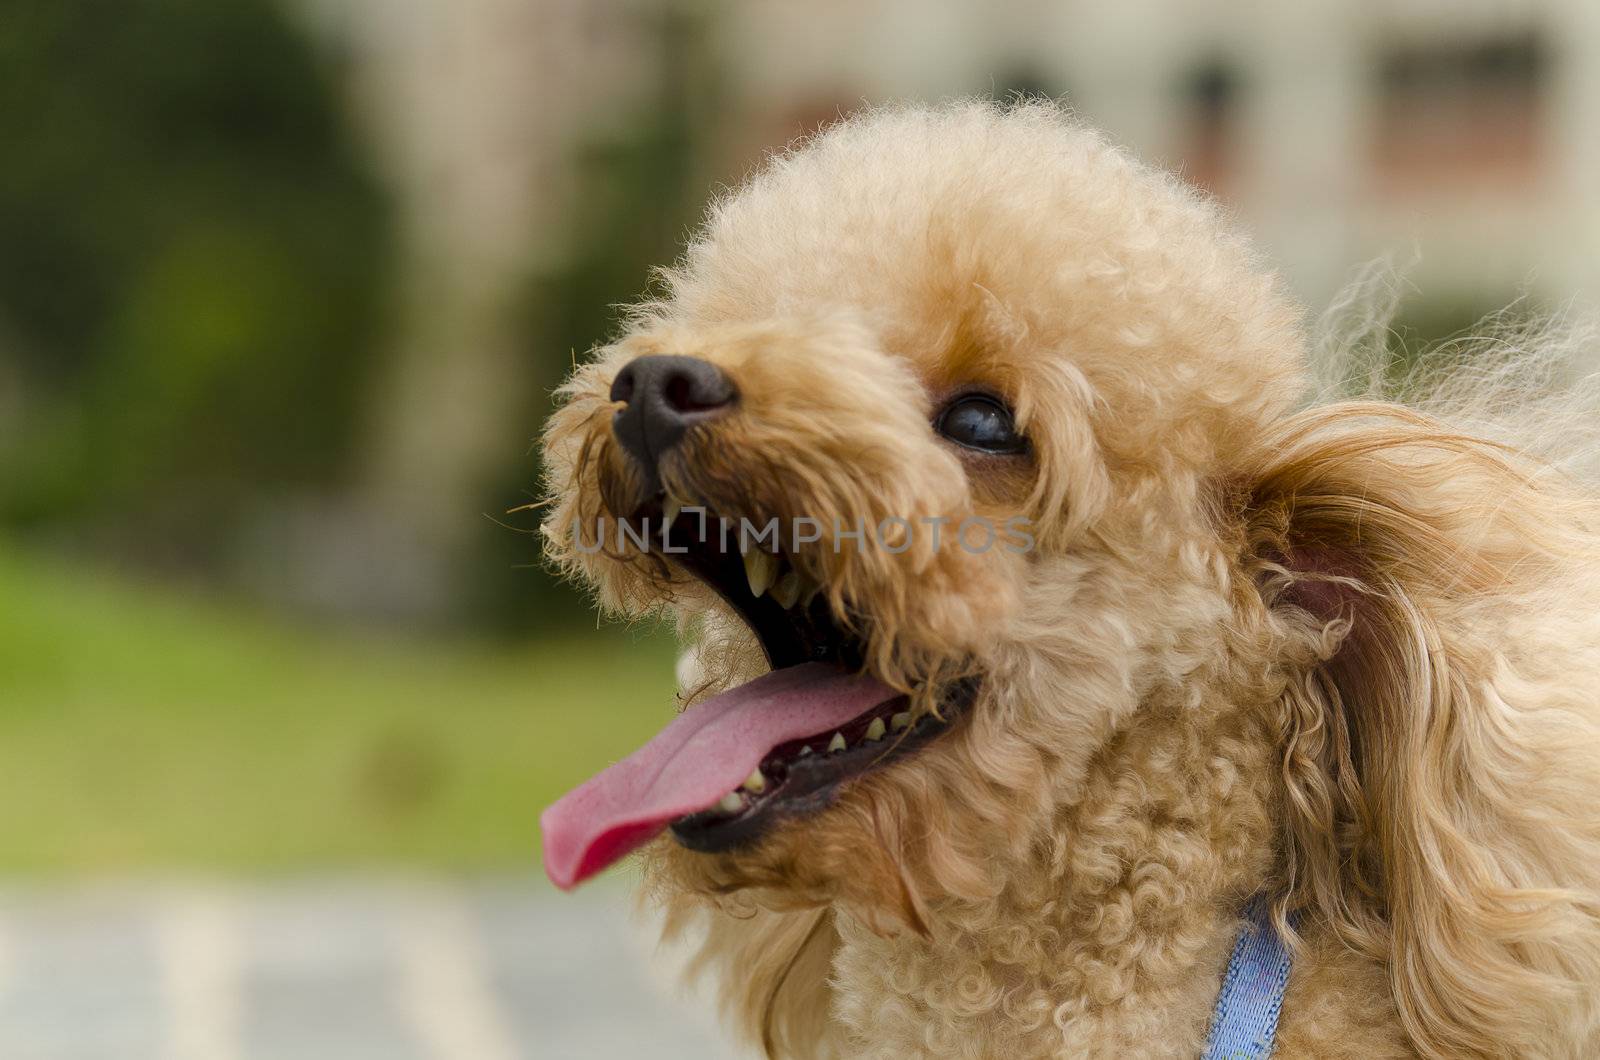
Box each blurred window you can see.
[1371,33,1547,193]
[1180,58,1240,199]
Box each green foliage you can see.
[0,0,391,555]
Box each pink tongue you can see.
[540,662,897,890]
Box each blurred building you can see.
[719,0,1600,312]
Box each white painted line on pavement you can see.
[392,887,519,1060]
[158,888,242,1060]
[0,908,11,1003]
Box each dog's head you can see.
[539,101,1600,1059]
[539,101,1302,919]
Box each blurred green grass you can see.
[0,546,676,875]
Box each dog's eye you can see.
[935,393,1027,455]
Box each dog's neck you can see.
[823,686,1281,1057]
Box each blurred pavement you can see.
[0,880,743,1060]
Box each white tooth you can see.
[827,732,847,754]
[797,745,813,757]
[742,767,767,794]
[890,711,912,733]
[662,495,682,530]
[771,570,802,609]
[717,792,744,814]
[864,717,886,742]
[743,549,777,597]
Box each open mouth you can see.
[538,497,975,890]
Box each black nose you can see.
[609,354,736,471]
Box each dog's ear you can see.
[1238,402,1600,1058]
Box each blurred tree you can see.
[0,0,391,573]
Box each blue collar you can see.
[1202,899,1294,1059]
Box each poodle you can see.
[537,101,1600,1058]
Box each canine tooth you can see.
[716,792,744,814]
[770,571,802,609]
[864,717,886,742]
[742,767,767,794]
[827,732,846,754]
[890,711,912,733]
[743,549,777,597]
[797,745,812,757]
[662,495,682,530]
